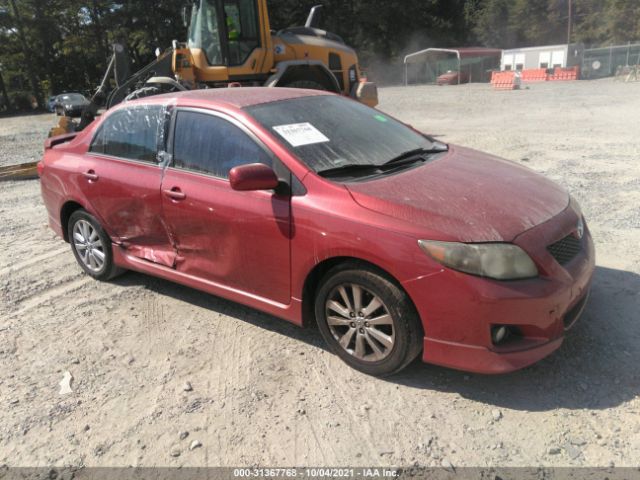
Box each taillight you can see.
[37,161,44,177]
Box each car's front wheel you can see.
[68,210,123,281]
[315,264,423,376]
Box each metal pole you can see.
[627,41,630,66]
[609,46,613,75]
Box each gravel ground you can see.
[0,113,54,167]
[0,79,639,468]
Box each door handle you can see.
[163,188,186,200]
[83,170,99,181]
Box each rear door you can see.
[79,105,177,267]
[160,108,291,304]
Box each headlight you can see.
[418,240,538,280]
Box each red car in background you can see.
[436,70,470,85]
[39,88,594,376]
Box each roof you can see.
[148,87,331,109]
[453,47,503,57]
[502,44,575,53]
[404,47,502,64]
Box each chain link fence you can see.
[582,43,640,79]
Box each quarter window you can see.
[90,106,164,163]
[172,110,272,178]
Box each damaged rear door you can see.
[79,104,177,267]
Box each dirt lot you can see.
[1,79,639,469]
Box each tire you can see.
[281,79,328,91]
[67,209,124,281]
[124,86,162,102]
[315,263,423,376]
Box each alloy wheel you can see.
[72,219,105,273]
[325,283,395,362]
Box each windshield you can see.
[245,95,438,174]
[188,0,223,65]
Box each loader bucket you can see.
[48,116,74,138]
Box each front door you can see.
[79,105,177,267]
[160,108,291,304]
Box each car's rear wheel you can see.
[315,264,423,376]
[67,210,123,281]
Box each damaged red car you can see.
[39,88,595,376]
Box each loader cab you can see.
[186,0,273,80]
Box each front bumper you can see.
[403,209,595,374]
[63,107,84,118]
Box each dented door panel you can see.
[76,155,177,267]
[160,168,291,304]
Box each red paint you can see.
[346,145,570,243]
[160,167,291,304]
[229,163,279,191]
[436,71,470,85]
[39,88,595,374]
[44,132,78,150]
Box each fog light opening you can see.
[491,326,510,345]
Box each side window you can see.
[90,106,164,163]
[172,110,272,179]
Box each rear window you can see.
[90,106,165,163]
[244,95,434,173]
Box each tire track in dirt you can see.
[310,353,379,461]
[7,276,90,319]
[0,246,69,275]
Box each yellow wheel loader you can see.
[50,1,377,137]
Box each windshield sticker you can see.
[374,114,389,122]
[273,123,330,147]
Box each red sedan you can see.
[436,70,470,85]
[39,88,595,376]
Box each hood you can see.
[346,146,569,242]
[277,29,355,57]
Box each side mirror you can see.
[229,163,279,191]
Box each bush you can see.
[8,91,34,111]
